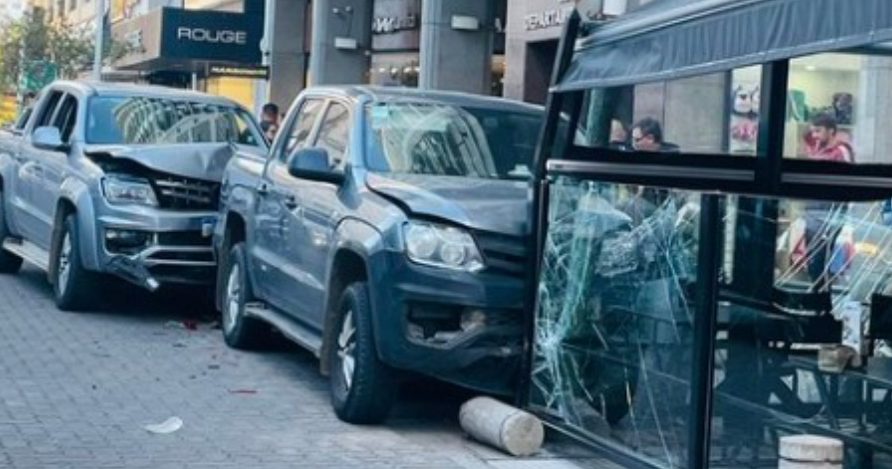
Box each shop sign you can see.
[524,0,574,31]
[372,0,421,51]
[372,14,418,34]
[176,27,248,45]
[161,8,262,64]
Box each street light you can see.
[93,0,105,81]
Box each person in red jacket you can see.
[805,113,854,163]
[800,113,854,290]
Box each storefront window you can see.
[574,67,763,156]
[370,53,420,88]
[531,177,701,468]
[784,53,892,164]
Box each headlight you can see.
[404,221,484,272]
[595,233,638,277]
[102,175,158,207]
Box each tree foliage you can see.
[0,8,129,94]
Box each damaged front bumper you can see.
[370,251,526,395]
[94,209,218,291]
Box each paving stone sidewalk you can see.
[0,266,620,469]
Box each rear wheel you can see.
[53,214,100,311]
[220,243,268,349]
[329,282,396,424]
[0,191,22,274]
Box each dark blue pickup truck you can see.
[214,86,543,423]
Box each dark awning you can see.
[555,0,892,91]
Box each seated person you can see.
[630,117,679,153]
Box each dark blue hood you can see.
[365,173,531,237]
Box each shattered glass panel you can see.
[713,196,892,467]
[531,177,700,468]
[531,179,892,467]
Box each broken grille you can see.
[151,177,220,211]
[474,230,528,279]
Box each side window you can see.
[53,95,78,143]
[281,99,324,161]
[313,102,350,168]
[34,91,63,129]
[14,108,32,131]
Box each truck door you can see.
[16,90,64,246]
[251,98,324,318]
[31,94,77,249]
[291,100,351,326]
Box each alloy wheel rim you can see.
[336,309,357,391]
[57,233,72,294]
[224,264,241,333]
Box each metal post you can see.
[92,0,105,81]
[687,194,722,469]
[518,10,581,408]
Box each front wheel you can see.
[329,282,396,424]
[53,214,99,311]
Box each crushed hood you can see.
[365,173,531,236]
[83,143,263,182]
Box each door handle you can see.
[256,183,270,196]
[284,194,299,210]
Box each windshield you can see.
[364,102,542,180]
[86,96,265,146]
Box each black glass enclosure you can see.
[527,2,892,468]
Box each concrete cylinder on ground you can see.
[778,435,843,469]
[459,397,544,457]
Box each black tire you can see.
[0,191,23,273]
[53,214,100,311]
[329,282,396,424]
[220,243,268,349]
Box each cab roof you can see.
[52,80,241,107]
[303,85,544,115]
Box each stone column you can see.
[855,56,892,164]
[419,0,493,94]
[308,0,373,86]
[633,73,728,153]
[265,0,309,111]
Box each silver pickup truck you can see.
[0,81,266,310]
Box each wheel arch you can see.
[319,245,372,376]
[215,210,249,312]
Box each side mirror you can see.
[32,126,68,152]
[287,147,345,184]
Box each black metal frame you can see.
[522,10,892,469]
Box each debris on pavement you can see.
[144,417,184,435]
[228,389,258,395]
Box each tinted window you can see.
[314,102,350,168]
[282,99,323,161]
[365,102,542,180]
[34,91,63,129]
[14,108,32,130]
[86,96,264,146]
[53,95,78,143]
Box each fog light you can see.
[105,229,150,253]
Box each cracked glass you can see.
[530,178,892,467]
[530,177,700,468]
